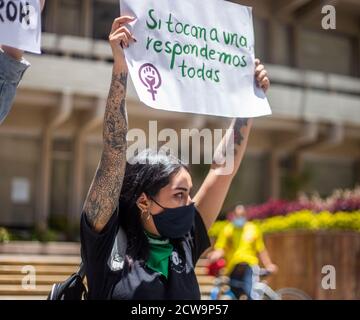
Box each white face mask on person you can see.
[233,217,247,228]
[149,197,196,239]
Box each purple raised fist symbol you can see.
[138,63,162,101]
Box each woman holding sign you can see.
[80,16,270,300]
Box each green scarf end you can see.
[145,231,173,279]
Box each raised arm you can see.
[83,16,135,232]
[193,59,270,230]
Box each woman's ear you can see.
[136,192,150,213]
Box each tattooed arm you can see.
[82,16,136,232]
[193,118,253,230]
[193,59,270,230]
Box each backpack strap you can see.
[80,206,127,276]
[79,227,127,274]
[107,223,127,272]
[78,261,86,279]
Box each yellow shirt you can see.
[214,221,265,274]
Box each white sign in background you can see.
[0,0,41,54]
[120,0,272,118]
[11,177,30,203]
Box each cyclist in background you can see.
[208,203,278,300]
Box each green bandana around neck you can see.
[144,231,173,279]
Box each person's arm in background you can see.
[0,46,30,124]
[1,46,24,61]
[0,0,46,124]
[258,249,278,273]
[255,227,278,273]
[207,223,231,262]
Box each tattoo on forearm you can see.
[212,118,249,167]
[233,118,248,146]
[84,152,126,229]
[84,70,128,231]
[103,72,128,152]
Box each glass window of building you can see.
[93,0,120,40]
[253,16,269,62]
[298,29,353,76]
[55,0,83,36]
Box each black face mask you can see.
[149,197,196,239]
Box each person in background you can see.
[0,0,46,124]
[208,203,278,300]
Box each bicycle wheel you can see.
[276,288,312,300]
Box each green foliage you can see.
[281,169,313,200]
[0,227,11,243]
[31,228,61,242]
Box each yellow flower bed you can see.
[209,210,360,238]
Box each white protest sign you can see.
[120,0,271,118]
[0,0,41,54]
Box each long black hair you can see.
[118,149,189,262]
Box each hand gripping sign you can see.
[120,0,272,118]
[0,0,41,54]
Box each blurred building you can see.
[0,0,359,231]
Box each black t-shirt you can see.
[80,208,211,300]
